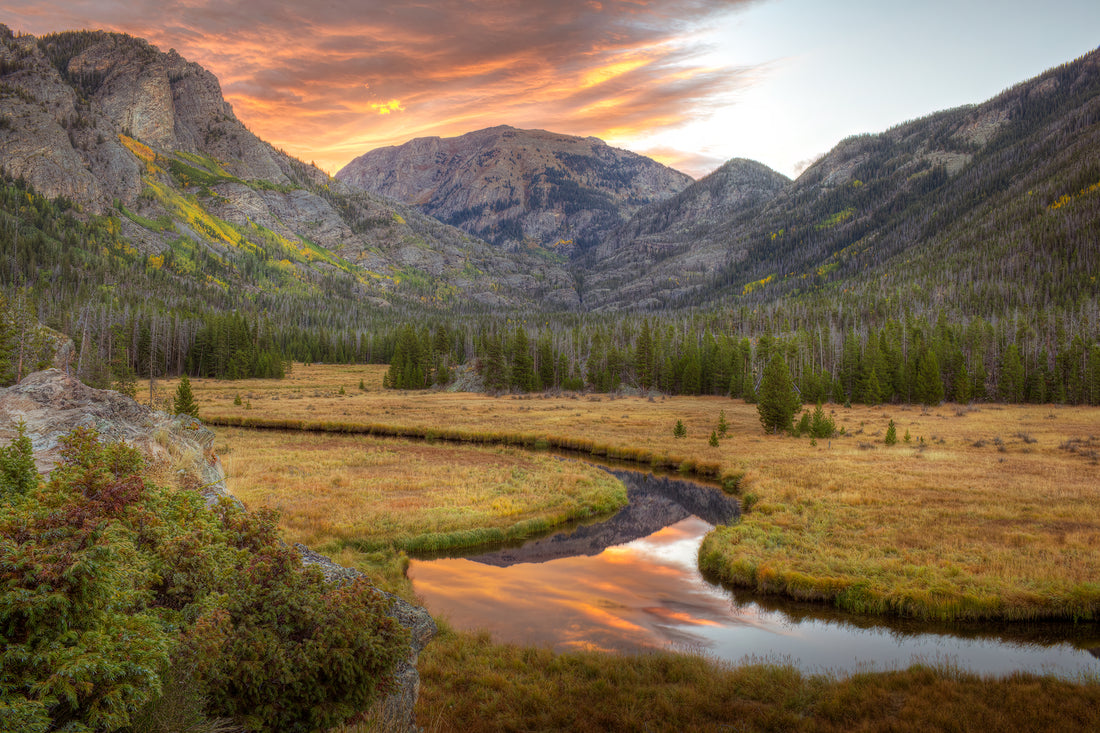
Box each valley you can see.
[168,364,1100,730]
[1,20,1099,733]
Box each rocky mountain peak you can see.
[335,126,693,254]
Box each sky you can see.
[4,1,1099,179]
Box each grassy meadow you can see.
[175,363,1100,622]
[156,365,1100,730]
[217,427,624,587]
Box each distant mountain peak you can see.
[335,126,692,254]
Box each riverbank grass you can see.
[184,364,1100,622]
[382,624,1100,732]
[218,427,625,588]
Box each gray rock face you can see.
[336,125,693,254]
[581,159,789,308]
[0,27,577,309]
[0,368,221,483]
[0,369,435,732]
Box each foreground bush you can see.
[0,427,408,732]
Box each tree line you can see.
[384,314,1100,406]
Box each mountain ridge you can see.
[0,26,579,311]
[335,124,693,255]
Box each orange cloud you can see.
[370,99,405,115]
[3,1,762,175]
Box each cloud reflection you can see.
[410,516,738,653]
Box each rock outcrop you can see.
[0,368,224,491]
[295,544,437,731]
[0,369,435,732]
[336,125,693,255]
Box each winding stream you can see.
[408,468,1100,677]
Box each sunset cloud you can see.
[370,99,405,115]
[3,0,760,176]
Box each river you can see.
[408,467,1100,677]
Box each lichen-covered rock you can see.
[0,368,221,484]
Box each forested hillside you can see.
[0,25,1096,408]
[0,27,580,390]
[383,50,1100,406]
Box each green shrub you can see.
[174,375,199,417]
[0,427,409,733]
[0,421,36,499]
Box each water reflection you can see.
[408,473,1100,677]
[468,470,737,567]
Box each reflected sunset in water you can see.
[410,514,1100,676]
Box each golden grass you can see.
[397,625,1100,733]
[181,364,1100,621]
[218,426,624,587]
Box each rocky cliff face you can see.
[0,369,435,732]
[336,125,693,255]
[0,27,577,308]
[581,159,789,308]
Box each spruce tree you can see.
[999,344,1025,403]
[915,350,944,406]
[809,402,836,439]
[757,353,800,434]
[173,375,199,418]
[510,327,535,392]
[483,333,507,393]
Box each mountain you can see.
[335,126,693,255]
[0,27,578,311]
[579,158,789,308]
[585,47,1100,316]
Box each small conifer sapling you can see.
[173,375,199,418]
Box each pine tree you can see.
[717,410,729,437]
[0,422,37,498]
[954,360,972,404]
[914,349,944,406]
[884,419,897,445]
[482,332,507,393]
[708,430,719,447]
[673,419,686,438]
[173,375,199,418]
[510,327,535,392]
[635,319,653,389]
[809,402,836,439]
[999,344,1025,403]
[861,365,884,405]
[757,353,801,434]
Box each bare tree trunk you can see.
[149,317,157,407]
